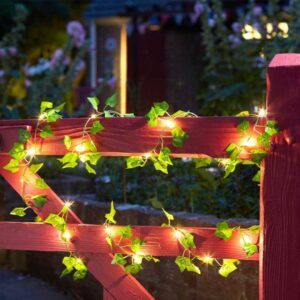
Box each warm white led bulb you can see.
[144,152,151,159]
[161,119,176,129]
[62,230,72,242]
[91,114,97,119]
[105,226,114,236]
[240,234,252,246]
[38,113,46,121]
[241,136,257,147]
[174,230,184,240]
[202,255,214,264]
[26,148,36,157]
[64,201,73,209]
[75,144,85,153]
[133,254,143,264]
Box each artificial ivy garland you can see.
[3,96,278,280]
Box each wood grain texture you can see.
[0,222,258,260]
[0,117,260,158]
[260,53,300,300]
[0,155,153,300]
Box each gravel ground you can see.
[0,268,73,300]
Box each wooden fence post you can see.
[261,53,300,299]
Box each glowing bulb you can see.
[240,234,252,246]
[241,136,257,147]
[76,258,83,264]
[64,201,73,209]
[161,119,176,129]
[278,22,288,34]
[39,113,46,121]
[144,152,151,159]
[91,114,97,119]
[105,226,114,236]
[258,108,267,118]
[75,144,85,153]
[133,254,143,264]
[26,148,36,157]
[202,255,214,265]
[174,230,184,240]
[62,230,72,242]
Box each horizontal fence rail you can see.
[0,117,261,158]
[0,222,259,260]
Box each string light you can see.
[38,113,46,121]
[75,144,86,153]
[105,226,114,236]
[26,147,36,157]
[62,230,72,242]
[76,258,83,264]
[133,254,143,264]
[174,230,184,240]
[144,152,151,159]
[160,119,176,129]
[202,255,214,264]
[240,234,252,246]
[258,108,267,118]
[241,136,257,147]
[64,201,74,209]
[91,114,97,119]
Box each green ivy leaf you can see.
[84,140,97,152]
[248,225,260,234]
[171,127,189,147]
[125,263,143,274]
[44,213,66,231]
[63,136,72,150]
[105,201,116,224]
[40,101,53,113]
[40,125,54,138]
[171,110,190,118]
[158,147,173,166]
[126,156,145,169]
[242,243,258,257]
[105,236,113,249]
[80,152,101,166]
[215,221,234,241]
[60,256,75,278]
[32,194,47,207]
[147,107,159,127]
[146,101,169,127]
[35,178,49,189]
[257,132,271,149]
[180,233,196,249]
[29,163,44,174]
[46,108,63,123]
[265,120,279,136]
[112,253,127,266]
[250,149,268,165]
[219,259,240,277]
[10,207,27,217]
[58,152,79,168]
[144,255,160,263]
[194,158,213,168]
[3,159,19,173]
[105,93,117,108]
[252,170,261,182]
[197,256,214,266]
[87,96,99,111]
[130,238,144,253]
[236,111,249,117]
[237,120,250,133]
[9,142,26,161]
[91,120,104,134]
[18,129,31,143]
[149,197,163,209]
[175,256,201,274]
[162,208,174,226]
[118,225,132,238]
[85,162,96,174]
[225,143,241,160]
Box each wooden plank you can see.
[0,222,259,260]
[260,53,300,300]
[103,289,116,300]
[0,155,154,300]
[0,117,260,158]
[0,126,31,152]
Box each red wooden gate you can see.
[0,53,297,299]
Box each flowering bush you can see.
[199,0,300,115]
[0,5,88,118]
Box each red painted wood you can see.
[103,289,116,300]
[0,222,258,260]
[260,53,300,300]
[0,155,153,300]
[0,126,31,152]
[0,117,260,158]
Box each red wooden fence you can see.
[0,53,297,299]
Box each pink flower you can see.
[50,49,63,69]
[253,6,262,16]
[25,79,31,88]
[8,47,17,56]
[194,2,204,16]
[67,21,86,48]
[0,48,6,57]
[107,76,117,89]
[232,22,242,33]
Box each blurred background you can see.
[0,1,296,299]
